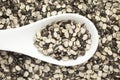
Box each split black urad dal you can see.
[34,20,91,61]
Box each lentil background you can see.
[0,0,120,80]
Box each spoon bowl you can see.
[0,13,98,66]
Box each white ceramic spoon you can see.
[0,14,98,66]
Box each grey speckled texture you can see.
[0,0,120,80]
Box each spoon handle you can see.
[0,28,33,53]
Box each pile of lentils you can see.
[0,0,120,80]
[34,20,91,61]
